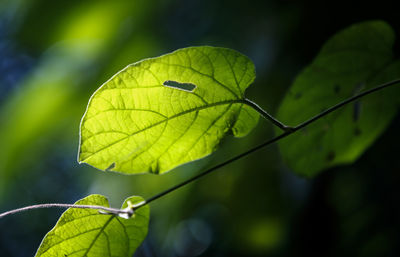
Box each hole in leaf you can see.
[163,80,196,92]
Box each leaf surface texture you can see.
[35,194,149,257]
[79,46,259,174]
[277,21,400,177]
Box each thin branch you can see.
[134,131,290,209]
[1,79,399,217]
[134,78,400,210]
[294,79,400,130]
[0,203,129,219]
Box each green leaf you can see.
[35,194,149,257]
[277,20,400,177]
[78,46,259,174]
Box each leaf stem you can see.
[242,98,293,132]
[134,78,400,210]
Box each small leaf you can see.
[35,194,149,257]
[277,20,400,177]
[78,46,259,174]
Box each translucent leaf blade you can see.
[35,194,149,257]
[78,46,259,174]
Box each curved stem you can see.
[134,78,400,210]
[0,203,129,219]
[241,98,293,131]
[1,79,399,217]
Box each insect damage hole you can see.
[163,80,196,92]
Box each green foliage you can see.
[22,20,400,257]
[35,195,149,257]
[79,46,259,174]
[277,21,400,177]
[3,0,399,255]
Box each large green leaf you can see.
[277,21,400,177]
[35,194,149,257]
[79,46,259,174]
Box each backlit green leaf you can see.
[277,21,400,177]
[35,194,149,257]
[79,46,259,174]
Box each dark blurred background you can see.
[0,0,399,256]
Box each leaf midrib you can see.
[82,216,115,256]
[37,214,115,256]
[81,99,247,162]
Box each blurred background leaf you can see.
[276,21,400,177]
[0,0,399,256]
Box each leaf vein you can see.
[157,62,238,98]
[116,218,130,254]
[219,50,242,95]
[81,100,245,162]
[151,110,200,169]
[82,216,115,256]
[182,103,233,162]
